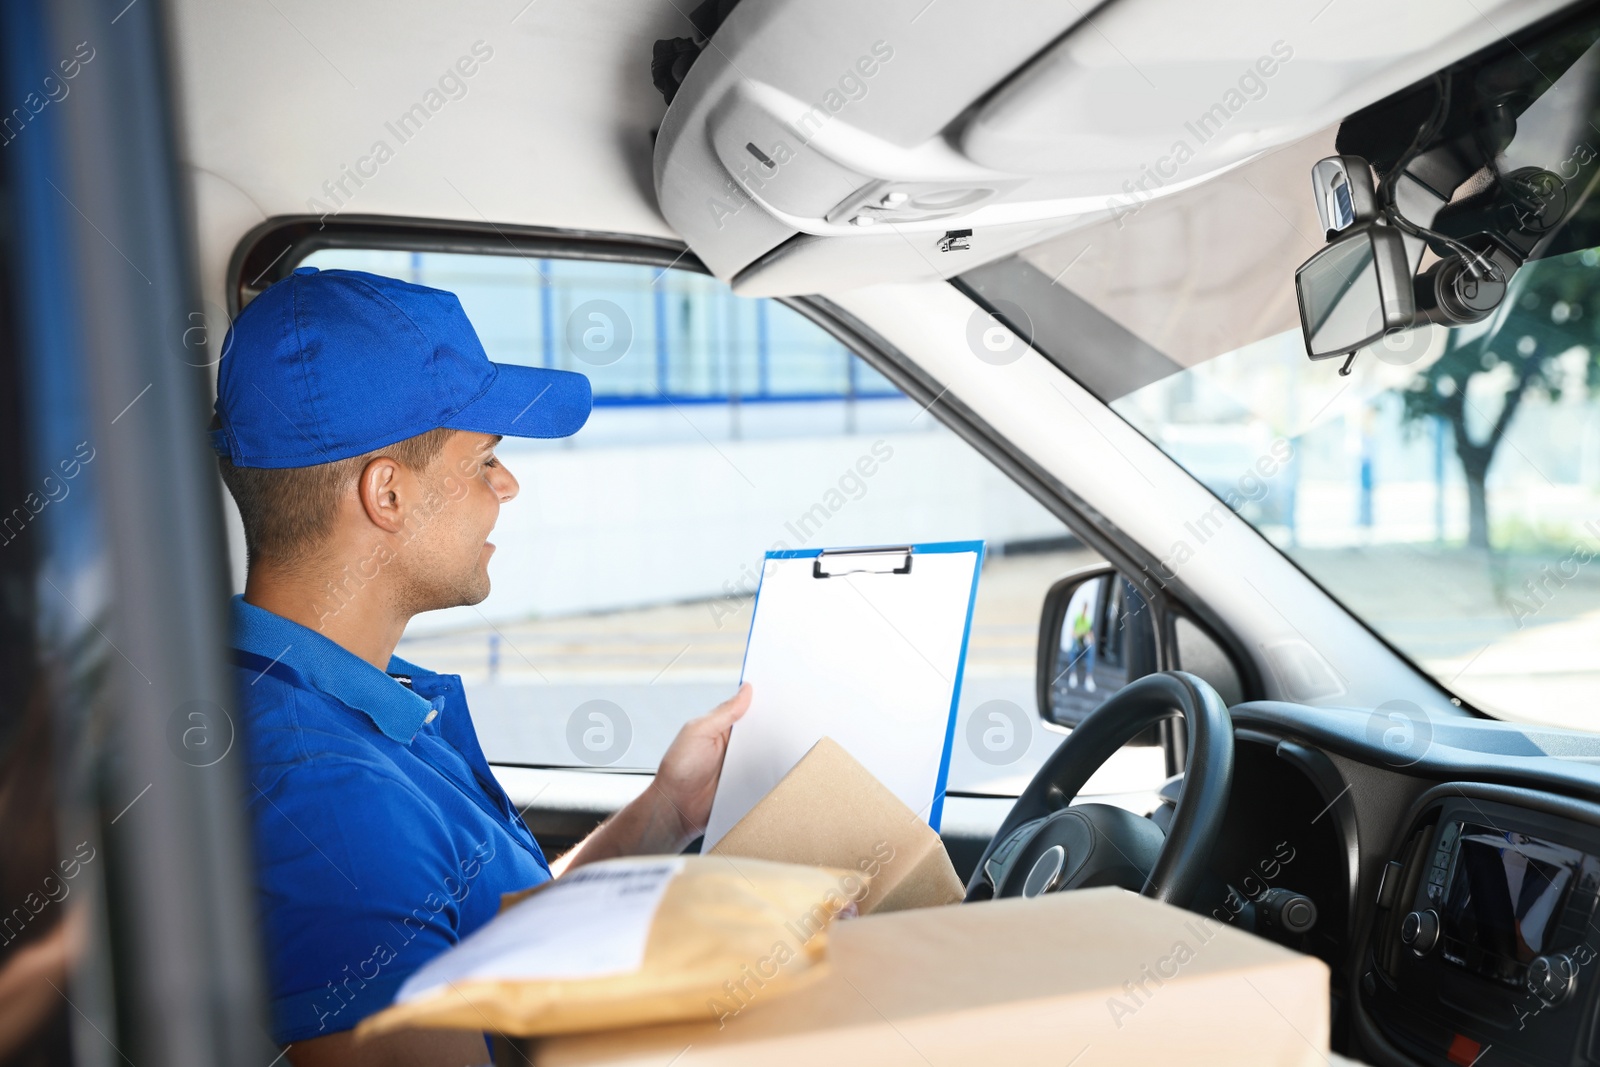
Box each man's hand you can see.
[553,684,751,873]
[649,682,752,843]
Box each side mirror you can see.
[1295,224,1414,360]
[1035,565,1158,733]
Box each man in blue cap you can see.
[212,267,751,1066]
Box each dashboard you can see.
[1217,701,1600,1067]
[501,696,1600,1066]
[1368,794,1600,1066]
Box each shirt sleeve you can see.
[250,754,472,1044]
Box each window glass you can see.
[313,250,900,408]
[981,15,1600,730]
[1111,245,1600,729]
[295,250,1148,793]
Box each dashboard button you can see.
[1400,909,1440,955]
[1527,953,1578,1007]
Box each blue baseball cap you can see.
[211,267,592,468]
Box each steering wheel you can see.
[965,671,1233,908]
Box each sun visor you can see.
[653,0,1572,298]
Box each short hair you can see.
[219,427,454,568]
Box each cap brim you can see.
[444,363,593,440]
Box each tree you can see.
[1399,248,1600,549]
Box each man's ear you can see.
[356,456,409,534]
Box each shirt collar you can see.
[229,595,435,743]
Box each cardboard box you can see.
[533,887,1331,1066]
[708,737,965,915]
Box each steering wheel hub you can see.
[1022,844,1066,898]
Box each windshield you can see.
[966,17,1600,731]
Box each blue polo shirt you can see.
[230,596,551,1044]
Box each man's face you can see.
[397,431,518,613]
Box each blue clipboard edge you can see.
[734,539,987,834]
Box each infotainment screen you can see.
[1439,824,1583,983]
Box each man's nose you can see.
[491,461,519,504]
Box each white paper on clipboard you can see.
[701,541,984,851]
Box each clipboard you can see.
[701,540,985,851]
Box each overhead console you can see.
[652,0,1575,297]
[1364,790,1600,1066]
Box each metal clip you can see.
[812,546,913,578]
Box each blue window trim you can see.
[538,258,554,369]
[756,300,771,395]
[653,286,669,395]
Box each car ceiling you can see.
[173,0,1578,316]
[171,0,682,309]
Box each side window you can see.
[295,249,1108,790]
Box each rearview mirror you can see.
[1295,224,1414,360]
[1035,565,1157,733]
